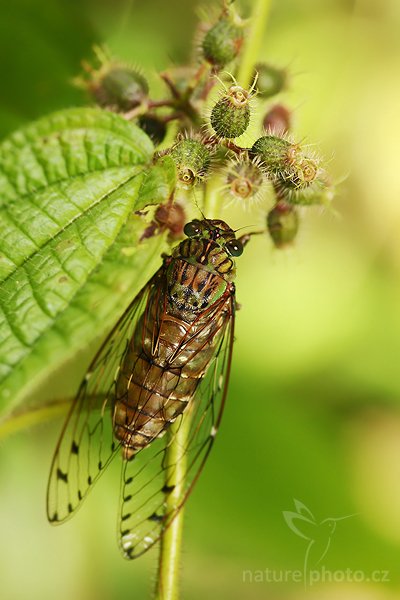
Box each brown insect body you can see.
[47,218,244,559]
[114,222,236,458]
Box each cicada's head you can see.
[184,219,243,255]
[175,218,244,279]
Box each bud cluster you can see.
[76,1,335,251]
[251,134,321,196]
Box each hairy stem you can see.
[155,414,190,600]
[237,0,273,87]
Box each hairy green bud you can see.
[202,9,244,68]
[211,85,251,139]
[279,158,318,190]
[267,201,299,248]
[168,138,211,189]
[224,158,265,202]
[276,173,334,206]
[256,63,287,98]
[251,134,319,191]
[251,135,299,174]
[91,66,148,112]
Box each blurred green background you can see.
[1,0,400,598]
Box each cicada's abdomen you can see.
[113,235,235,459]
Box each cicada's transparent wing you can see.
[117,291,235,559]
[46,268,164,524]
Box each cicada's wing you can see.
[46,267,165,524]
[117,290,236,559]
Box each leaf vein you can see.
[0,170,141,286]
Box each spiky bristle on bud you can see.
[210,84,253,139]
[275,172,334,206]
[223,157,266,205]
[279,156,319,190]
[251,134,300,174]
[267,201,299,248]
[168,137,212,189]
[251,134,320,194]
[202,5,245,68]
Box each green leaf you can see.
[138,155,177,207]
[0,107,176,418]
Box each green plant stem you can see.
[154,5,274,597]
[0,399,71,440]
[203,177,222,218]
[155,414,190,600]
[237,0,274,87]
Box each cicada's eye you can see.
[184,220,202,238]
[225,239,243,257]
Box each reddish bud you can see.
[263,104,291,134]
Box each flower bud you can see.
[211,85,251,139]
[275,173,334,206]
[263,104,291,134]
[267,201,299,248]
[91,66,148,112]
[202,7,245,68]
[251,134,300,176]
[168,138,211,189]
[251,134,319,191]
[278,157,319,190]
[224,158,265,203]
[255,63,288,98]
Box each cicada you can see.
[47,218,244,559]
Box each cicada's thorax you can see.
[113,236,235,459]
[167,236,235,317]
